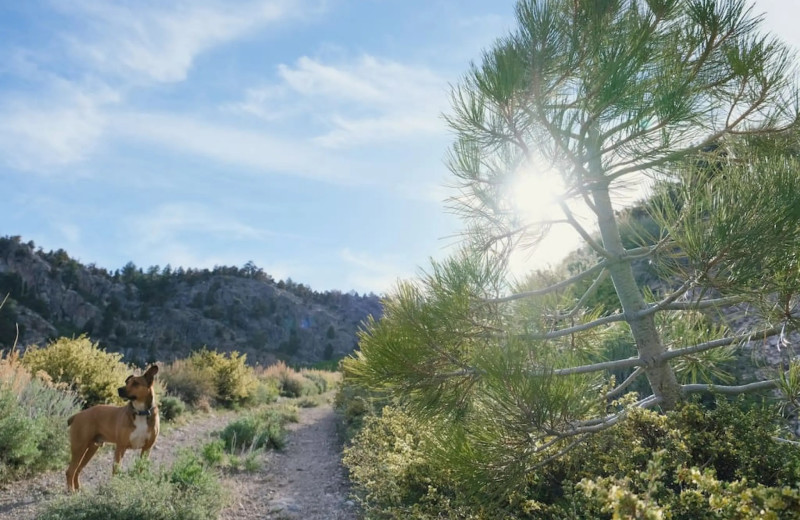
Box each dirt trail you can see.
[221,403,358,520]
[0,400,358,520]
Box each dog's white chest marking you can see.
[130,415,149,449]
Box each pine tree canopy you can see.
[345,0,800,494]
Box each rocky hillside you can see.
[0,236,383,366]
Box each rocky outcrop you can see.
[0,236,382,366]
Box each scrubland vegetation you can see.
[0,331,340,518]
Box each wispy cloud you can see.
[113,112,358,184]
[0,79,118,172]
[340,248,408,294]
[58,0,308,84]
[228,54,450,148]
[0,0,312,173]
[129,202,269,247]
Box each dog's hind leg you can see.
[72,442,100,490]
[66,443,91,492]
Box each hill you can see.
[0,236,383,366]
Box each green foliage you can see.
[159,395,186,422]
[201,439,225,467]
[260,361,330,398]
[162,349,257,407]
[21,335,128,406]
[160,359,216,407]
[343,399,800,519]
[0,380,80,481]
[38,453,226,520]
[219,406,297,453]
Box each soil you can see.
[0,398,358,520]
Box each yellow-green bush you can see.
[260,360,320,398]
[21,335,128,406]
[162,349,257,408]
[342,398,800,519]
[161,358,216,407]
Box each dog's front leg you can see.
[113,445,127,474]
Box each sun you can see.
[507,164,565,225]
[504,162,585,275]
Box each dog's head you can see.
[117,365,159,402]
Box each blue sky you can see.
[2,1,797,295]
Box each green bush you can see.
[249,380,279,406]
[0,353,80,482]
[219,407,295,453]
[342,399,800,519]
[162,349,258,408]
[280,373,316,398]
[201,439,225,467]
[160,359,216,407]
[38,453,226,520]
[21,335,128,406]
[159,395,186,422]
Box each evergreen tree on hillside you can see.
[346,0,800,493]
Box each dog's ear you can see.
[144,365,159,385]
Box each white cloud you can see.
[113,111,358,184]
[0,80,119,172]
[229,54,450,148]
[60,0,305,84]
[340,248,409,294]
[129,202,269,248]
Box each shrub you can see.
[219,406,296,453]
[161,359,216,407]
[0,350,80,482]
[280,373,316,398]
[162,349,257,408]
[342,399,800,519]
[21,335,128,406]
[201,440,225,467]
[159,395,186,422]
[297,396,320,408]
[38,453,226,520]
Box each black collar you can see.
[129,402,157,416]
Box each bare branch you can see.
[521,312,627,341]
[552,355,643,376]
[557,268,609,320]
[558,200,612,259]
[484,260,608,304]
[658,295,747,311]
[606,367,645,400]
[660,325,784,362]
[681,380,778,395]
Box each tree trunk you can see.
[591,183,682,409]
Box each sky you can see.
[2,0,798,295]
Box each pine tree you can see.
[346,0,800,493]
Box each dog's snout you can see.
[117,386,128,398]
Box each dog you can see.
[65,365,160,491]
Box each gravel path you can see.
[0,399,358,520]
[221,402,358,520]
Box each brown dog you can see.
[65,365,160,491]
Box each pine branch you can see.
[659,295,747,311]
[556,267,609,320]
[483,260,608,303]
[681,379,778,395]
[606,367,645,399]
[660,324,784,362]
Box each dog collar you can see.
[129,403,157,416]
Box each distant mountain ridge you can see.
[0,235,383,366]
